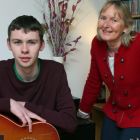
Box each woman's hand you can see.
[10,98,46,132]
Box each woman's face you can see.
[97,5,127,44]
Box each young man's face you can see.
[7,29,44,70]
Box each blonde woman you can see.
[78,1,140,139]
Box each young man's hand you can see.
[10,98,46,132]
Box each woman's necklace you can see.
[107,47,119,57]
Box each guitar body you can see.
[0,114,60,140]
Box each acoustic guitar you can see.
[0,114,60,140]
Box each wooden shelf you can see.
[132,14,140,19]
[92,103,104,140]
[93,103,104,111]
[113,0,140,32]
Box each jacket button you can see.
[128,104,132,108]
[123,90,128,96]
[128,115,134,119]
[103,57,107,62]
[120,75,124,80]
[112,109,117,113]
[105,74,108,78]
[120,58,124,63]
[112,101,116,105]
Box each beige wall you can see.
[65,0,106,98]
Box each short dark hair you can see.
[8,15,44,42]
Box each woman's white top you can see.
[108,56,114,76]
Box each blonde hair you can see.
[97,0,134,46]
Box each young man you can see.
[0,15,77,133]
